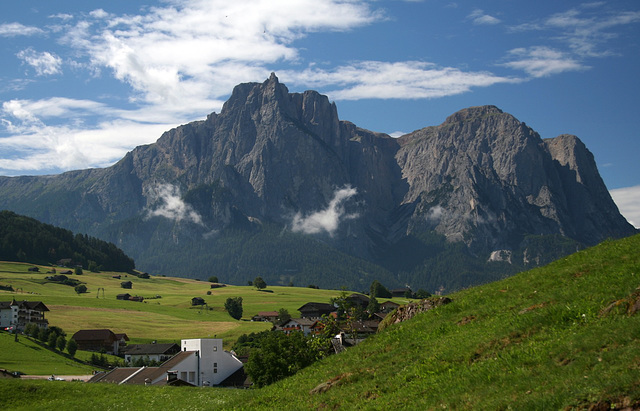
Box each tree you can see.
[224,297,243,320]
[370,280,392,298]
[88,261,100,272]
[74,284,88,294]
[254,276,267,290]
[74,266,83,275]
[244,331,319,387]
[276,308,291,326]
[48,332,58,349]
[56,335,67,352]
[367,296,380,315]
[416,289,432,299]
[208,275,219,283]
[66,339,78,357]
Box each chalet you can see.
[346,293,370,309]
[380,301,400,313]
[391,288,413,298]
[251,311,279,322]
[27,266,39,272]
[121,281,132,289]
[71,329,121,355]
[116,293,131,300]
[191,297,206,306]
[59,270,73,275]
[122,343,180,364]
[90,338,244,387]
[0,299,49,331]
[281,318,317,336]
[297,302,335,319]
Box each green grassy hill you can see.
[1,234,639,410]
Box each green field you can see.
[0,262,407,346]
[1,234,639,409]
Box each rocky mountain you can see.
[0,74,635,291]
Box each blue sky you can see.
[1,0,639,227]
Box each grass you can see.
[1,234,639,409]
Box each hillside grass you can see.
[1,234,638,409]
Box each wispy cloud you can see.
[610,185,640,229]
[0,22,44,37]
[285,61,518,100]
[145,183,204,225]
[17,48,63,76]
[468,9,501,25]
[501,46,587,78]
[290,186,359,236]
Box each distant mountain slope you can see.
[0,75,635,291]
[0,210,134,272]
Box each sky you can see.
[0,0,639,227]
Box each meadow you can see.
[0,262,358,345]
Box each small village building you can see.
[251,311,279,322]
[71,329,121,355]
[0,300,49,331]
[116,293,131,300]
[281,318,317,336]
[122,343,180,364]
[346,293,370,309]
[391,288,413,298]
[297,302,335,319]
[90,338,244,387]
[191,297,206,306]
[380,301,400,313]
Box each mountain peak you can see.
[444,105,504,124]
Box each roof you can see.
[90,351,197,385]
[298,302,335,312]
[115,333,130,341]
[72,329,117,342]
[381,301,400,307]
[0,300,49,311]
[284,318,317,327]
[256,311,279,317]
[122,343,180,356]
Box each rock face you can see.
[0,75,635,291]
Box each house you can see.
[281,318,317,336]
[27,266,39,272]
[121,281,132,289]
[297,302,335,319]
[391,288,413,298]
[346,293,370,309]
[90,338,244,387]
[0,299,49,331]
[380,301,400,313]
[71,329,121,355]
[116,293,131,300]
[122,343,180,364]
[251,311,279,322]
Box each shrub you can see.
[224,297,243,320]
[66,339,77,357]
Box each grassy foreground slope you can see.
[1,234,639,410]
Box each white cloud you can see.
[501,46,587,78]
[0,23,44,37]
[426,205,444,223]
[291,186,359,236]
[284,61,518,100]
[468,9,501,25]
[146,183,204,225]
[610,185,640,229]
[17,48,63,76]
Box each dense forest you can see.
[0,210,135,272]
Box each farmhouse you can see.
[251,311,279,322]
[90,338,244,387]
[122,343,180,364]
[71,329,121,355]
[346,293,370,309]
[297,302,335,319]
[0,299,49,331]
[380,301,400,313]
[281,318,317,336]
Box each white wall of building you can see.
[181,339,243,386]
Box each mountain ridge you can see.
[0,74,635,291]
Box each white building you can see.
[90,338,244,387]
[0,299,49,331]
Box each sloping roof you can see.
[72,329,117,342]
[0,300,49,311]
[284,318,317,327]
[298,302,335,312]
[122,343,180,356]
[90,351,197,385]
[257,311,279,317]
[115,333,130,341]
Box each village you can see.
[0,285,411,388]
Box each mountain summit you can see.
[0,75,635,291]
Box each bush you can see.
[208,276,219,283]
[74,284,88,294]
[56,335,66,352]
[74,267,83,275]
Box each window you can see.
[213,346,217,351]
[188,372,195,383]
[180,372,187,380]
